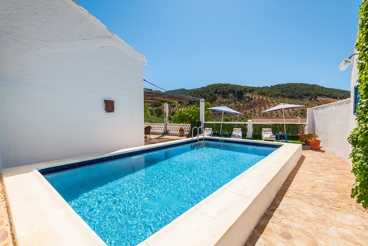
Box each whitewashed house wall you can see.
[309,99,353,164]
[0,0,146,169]
[306,53,358,165]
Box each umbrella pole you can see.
[220,111,224,134]
[282,108,286,134]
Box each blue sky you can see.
[76,0,361,91]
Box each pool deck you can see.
[0,174,15,246]
[144,134,188,145]
[245,145,368,245]
[0,137,367,245]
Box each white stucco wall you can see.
[0,0,146,169]
[307,48,359,166]
[311,99,353,164]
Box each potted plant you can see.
[309,131,321,150]
[178,126,184,137]
[303,133,312,145]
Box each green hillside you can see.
[145,83,350,122]
[185,83,349,120]
[165,88,194,95]
[256,83,349,100]
[187,83,349,102]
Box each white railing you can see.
[144,123,191,135]
[145,121,306,137]
[204,121,306,138]
[204,121,305,125]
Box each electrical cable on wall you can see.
[143,79,166,92]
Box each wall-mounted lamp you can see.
[338,53,358,71]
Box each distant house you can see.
[0,0,147,169]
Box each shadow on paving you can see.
[244,155,306,245]
[301,144,325,152]
[144,134,187,145]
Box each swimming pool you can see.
[3,137,301,245]
[42,140,278,245]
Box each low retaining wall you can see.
[144,123,191,135]
[307,99,355,165]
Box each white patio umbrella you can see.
[262,103,304,134]
[208,106,242,134]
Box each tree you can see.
[171,102,212,123]
[236,91,244,100]
[144,103,152,118]
[209,94,218,103]
[155,107,163,117]
[223,116,231,122]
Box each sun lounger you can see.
[203,128,213,136]
[231,128,242,139]
[262,128,276,141]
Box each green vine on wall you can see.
[348,0,368,209]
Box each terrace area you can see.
[245,145,368,245]
[1,0,365,245]
[0,136,366,245]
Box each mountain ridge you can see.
[166,83,349,100]
[162,83,350,121]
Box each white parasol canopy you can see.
[263,103,304,134]
[208,106,242,134]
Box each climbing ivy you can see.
[348,0,368,209]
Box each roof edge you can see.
[72,0,147,64]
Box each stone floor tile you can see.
[245,148,368,246]
[0,175,14,246]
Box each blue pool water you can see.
[43,140,277,245]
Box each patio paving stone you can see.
[0,174,14,246]
[245,146,368,246]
